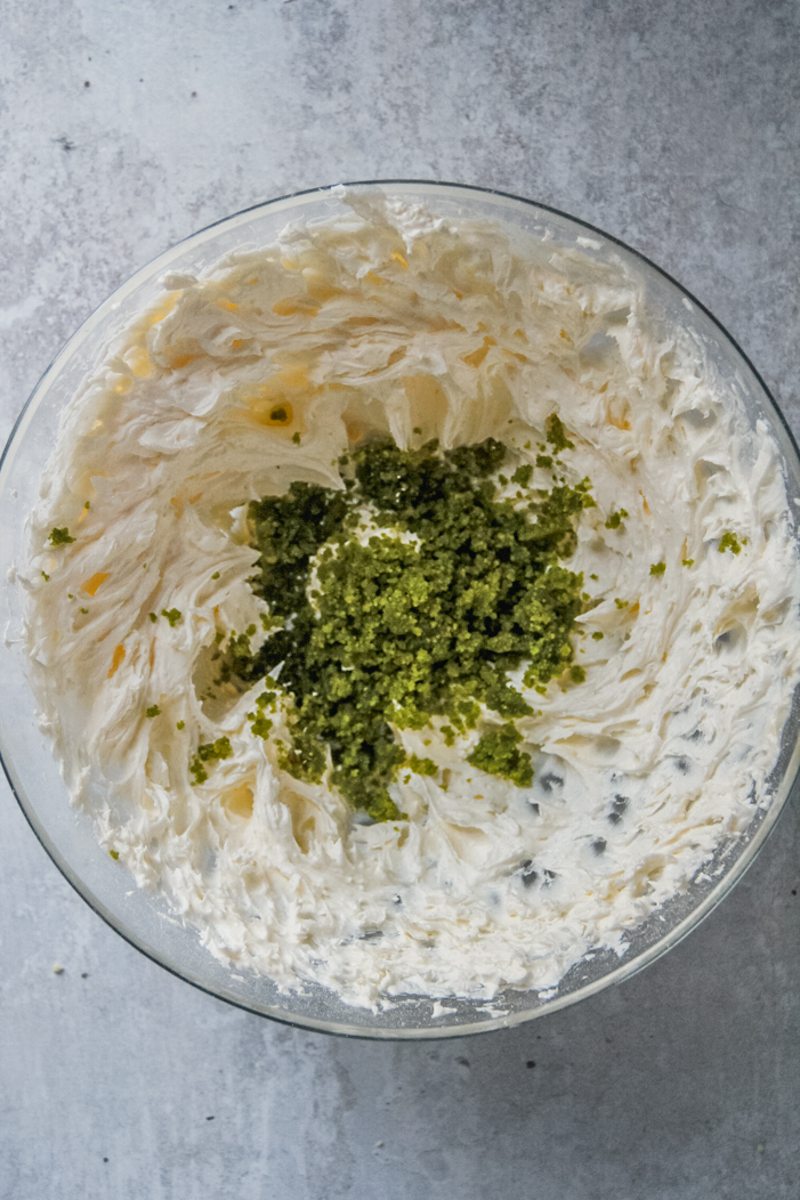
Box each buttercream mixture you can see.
[23,196,800,1008]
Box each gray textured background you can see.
[2,1,799,1196]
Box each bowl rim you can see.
[2,178,799,1040]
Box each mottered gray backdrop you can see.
[1,2,799,1197]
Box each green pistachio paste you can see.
[232,436,591,821]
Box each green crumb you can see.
[189,736,233,785]
[511,463,533,487]
[406,754,438,777]
[718,530,744,555]
[161,607,183,627]
[467,723,533,788]
[545,413,574,453]
[67,593,74,601]
[148,612,158,623]
[79,607,89,615]
[83,500,91,511]
[211,571,220,580]
[569,664,587,683]
[269,405,289,423]
[176,720,185,731]
[604,508,628,530]
[227,437,591,821]
[412,426,422,435]
[49,527,75,546]
[218,629,258,683]
[108,849,120,861]
[589,572,599,581]
[591,630,604,640]
[649,561,666,577]
[441,724,456,747]
[536,454,553,470]
[577,479,596,509]
[248,711,273,739]
[682,557,695,568]
[40,570,50,582]
[275,734,326,786]
[291,431,302,445]
[614,597,629,609]
[145,704,161,718]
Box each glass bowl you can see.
[2,181,799,1039]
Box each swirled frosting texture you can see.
[24,197,800,1008]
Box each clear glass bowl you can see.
[2,181,799,1039]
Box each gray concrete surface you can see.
[1,1,799,1196]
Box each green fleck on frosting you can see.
[145,704,161,719]
[604,508,628,530]
[49,527,75,546]
[406,754,438,778]
[248,709,274,739]
[467,723,533,788]
[718,530,744,555]
[649,561,666,577]
[545,413,574,453]
[161,607,183,627]
[190,736,233,785]
[232,437,590,820]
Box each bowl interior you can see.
[2,181,799,1038]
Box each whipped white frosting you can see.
[24,196,800,1009]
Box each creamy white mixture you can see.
[24,196,800,1008]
